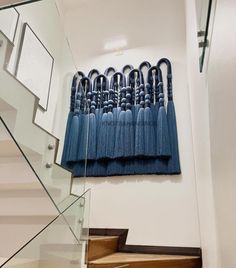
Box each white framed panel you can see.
[16,23,54,111]
[0,8,19,43]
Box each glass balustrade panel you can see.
[1,210,86,268]
[0,0,89,212]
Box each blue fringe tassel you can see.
[67,113,80,163]
[106,111,115,158]
[87,113,97,160]
[144,107,156,156]
[97,112,108,159]
[114,110,126,158]
[156,104,171,158]
[61,111,74,167]
[62,60,181,177]
[167,101,181,174]
[135,107,145,156]
[77,113,88,161]
[156,68,171,158]
[124,109,134,157]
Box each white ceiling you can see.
[61,0,185,67]
[61,0,101,12]
[0,0,31,8]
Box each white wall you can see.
[185,1,218,267]
[5,0,76,140]
[208,0,236,267]
[69,0,201,247]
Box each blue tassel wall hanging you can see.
[61,71,84,167]
[156,67,171,158]
[157,58,181,174]
[62,59,181,177]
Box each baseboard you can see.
[121,245,201,256]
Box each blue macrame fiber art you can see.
[61,59,181,177]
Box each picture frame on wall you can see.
[16,23,54,111]
[0,8,19,43]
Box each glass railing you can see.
[1,191,91,268]
[0,117,57,266]
[0,0,88,211]
[63,190,90,247]
[0,117,90,267]
[195,0,217,72]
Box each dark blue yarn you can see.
[114,110,126,158]
[61,111,74,167]
[156,68,171,158]
[112,72,127,159]
[124,159,136,175]
[139,61,151,72]
[95,74,110,160]
[87,112,97,160]
[113,107,121,135]
[156,105,171,158]
[135,107,145,156]
[62,59,181,177]
[77,113,88,161]
[73,161,86,177]
[124,109,135,157]
[132,104,140,124]
[89,160,107,177]
[66,113,80,163]
[157,58,181,174]
[107,160,126,176]
[106,111,115,158]
[167,101,181,174]
[144,106,156,156]
[104,67,116,76]
[88,69,100,79]
[97,112,108,159]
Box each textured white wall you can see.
[70,0,201,247]
[5,0,76,140]
[208,0,236,267]
[185,0,218,267]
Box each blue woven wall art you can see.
[61,59,181,177]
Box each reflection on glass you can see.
[196,0,211,32]
[0,0,88,213]
[0,117,57,266]
[0,121,90,266]
[2,212,84,268]
[195,0,216,72]
[62,190,90,247]
[0,191,90,268]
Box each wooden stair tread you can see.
[89,253,200,264]
[89,236,119,241]
[88,236,120,261]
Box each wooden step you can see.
[88,253,201,268]
[88,236,120,262]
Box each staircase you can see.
[0,16,90,267]
[0,3,202,267]
[87,234,201,268]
